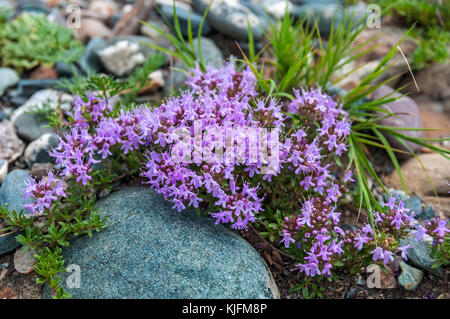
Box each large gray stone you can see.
[0,170,32,215]
[44,187,279,299]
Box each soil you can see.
[0,252,42,299]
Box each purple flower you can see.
[433,220,449,237]
[413,226,428,242]
[371,246,384,262]
[343,170,355,183]
[280,230,295,248]
[398,244,411,260]
[354,232,371,251]
[23,171,66,215]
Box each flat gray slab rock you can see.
[44,187,279,299]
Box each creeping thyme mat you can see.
[1,63,448,298]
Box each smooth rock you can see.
[194,37,224,68]
[11,89,71,143]
[399,232,443,278]
[412,63,450,100]
[345,286,358,298]
[0,230,21,256]
[140,15,172,48]
[292,0,341,3]
[416,206,435,221]
[372,85,423,157]
[338,26,417,88]
[407,197,423,215]
[24,133,59,168]
[193,0,265,40]
[88,0,118,20]
[55,61,81,78]
[0,160,7,184]
[106,13,122,29]
[16,0,50,15]
[14,247,37,274]
[15,79,59,99]
[0,170,33,215]
[0,68,19,97]
[159,3,211,36]
[291,3,342,35]
[164,37,223,94]
[79,37,106,74]
[43,187,279,299]
[415,95,446,114]
[0,120,25,163]
[384,189,408,203]
[398,261,423,291]
[343,2,368,24]
[164,61,186,94]
[418,107,450,139]
[13,113,54,144]
[384,153,450,197]
[255,0,292,19]
[10,89,73,127]
[97,40,146,77]
[77,18,113,42]
[46,7,66,26]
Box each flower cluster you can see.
[50,95,146,186]
[415,217,450,244]
[342,197,420,265]
[24,171,66,215]
[139,63,273,229]
[26,63,353,233]
[138,63,353,230]
[288,88,351,156]
[282,198,345,277]
[281,192,441,277]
